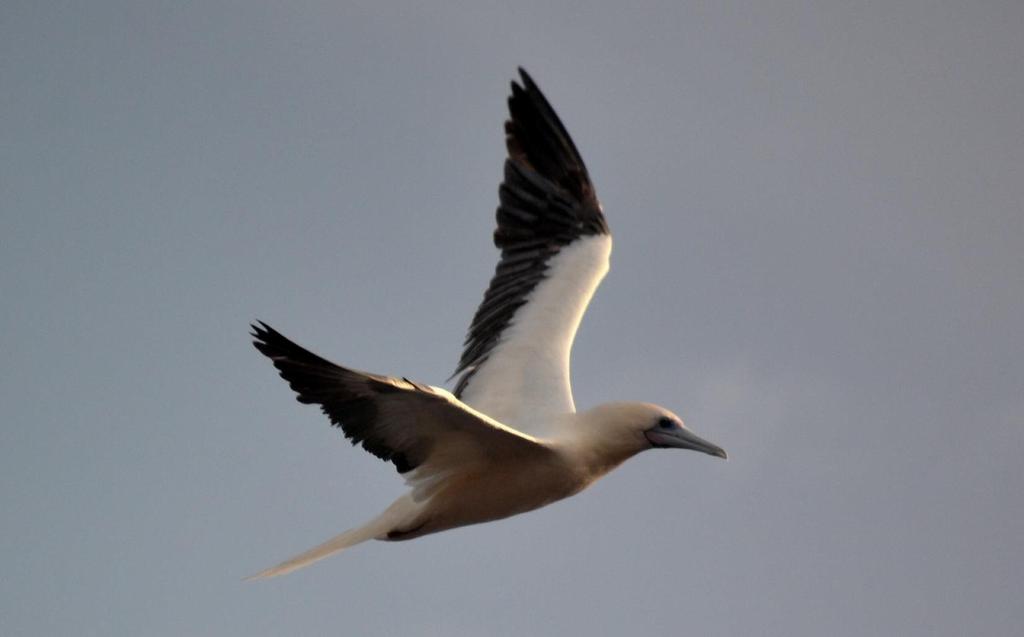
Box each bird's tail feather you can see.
[245,494,418,580]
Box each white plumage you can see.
[248,69,725,579]
[458,234,611,435]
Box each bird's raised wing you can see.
[452,69,611,436]
[252,322,553,494]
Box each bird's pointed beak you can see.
[645,426,728,459]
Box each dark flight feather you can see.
[251,321,546,474]
[251,321,427,472]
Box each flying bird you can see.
[249,68,726,579]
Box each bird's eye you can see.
[658,417,675,429]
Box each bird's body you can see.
[249,69,726,579]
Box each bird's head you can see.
[640,407,727,459]
[576,402,727,464]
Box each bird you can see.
[248,68,726,579]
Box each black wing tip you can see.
[250,321,269,350]
[511,67,536,94]
[250,319,274,341]
[250,320,286,358]
[506,68,559,131]
[502,68,601,208]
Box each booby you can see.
[249,69,726,579]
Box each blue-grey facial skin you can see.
[645,420,728,459]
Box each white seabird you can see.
[249,68,726,579]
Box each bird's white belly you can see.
[385,458,588,540]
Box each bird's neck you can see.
[554,427,643,482]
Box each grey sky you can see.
[2,1,1022,635]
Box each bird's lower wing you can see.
[251,322,551,476]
